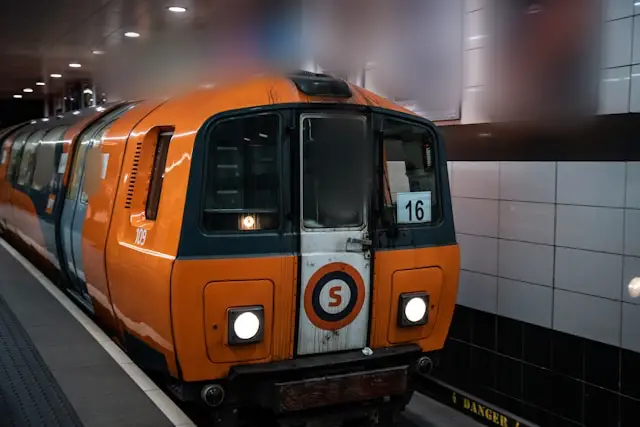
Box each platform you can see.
[0,239,194,427]
[0,238,485,427]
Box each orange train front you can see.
[0,71,460,426]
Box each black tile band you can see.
[429,305,640,427]
[442,113,640,161]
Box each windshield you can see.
[382,118,440,226]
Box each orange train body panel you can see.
[84,100,165,336]
[171,256,298,381]
[0,72,460,421]
[370,245,461,349]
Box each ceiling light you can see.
[124,31,140,38]
[51,73,62,78]
[36,82,45,86]
[13,94,22,99]
[83,88,93,94]
[72,111,80,115]
[92,50,105,55]
[69,63,82,68]
[168,6,187,12]
[23,88,33,93]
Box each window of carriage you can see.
[32,126,68,191]
[17,129,47,187]
[202,114,280,232]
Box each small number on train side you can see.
[135,228,147,246]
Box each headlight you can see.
[228,306,264,345]
[398,292,429,327]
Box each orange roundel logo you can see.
[303,262,366,331]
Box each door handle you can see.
[346,237,372,253]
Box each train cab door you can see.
[59,104,132,308]
[296,113,373,356]
[59,125,101,306]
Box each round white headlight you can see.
[233,312,260,340]
[405,297,427,323]
[629,277,640,298]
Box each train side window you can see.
[1,133,14,165]
[6,132,31,180]
[17,129,47,187]
[32,126,68,191]
[67,103,134,201]
[202,114,280,232]
[145,129,174,221]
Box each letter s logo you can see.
[328,286,342,307]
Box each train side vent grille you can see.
[125,140,144,208]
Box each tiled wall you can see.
[433,160,640,426]
[450,160,640,349]
[600,0,640,114]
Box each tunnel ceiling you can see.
[0,0,228,100]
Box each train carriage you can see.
[0,71,459,426]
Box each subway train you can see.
[0,71,460,426]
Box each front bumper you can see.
[226,344,422,413]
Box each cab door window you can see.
[382,118,440,224]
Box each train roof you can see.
[2,71,418,134]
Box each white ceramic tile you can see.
[498,279,553,328]
[464,48,485,88]
[553,289,621,346]
[622,303,640,352]
[499,201,555,245]
[634,16,640,64]
[602,18,633,68]
[557,162,626,208]
[599,67,631,115]
[452,161,499,199]
[458,234,498,275]
[625,209,640,256]
[465,9,486,50]
[627,162,640,208]
[447,161,453,188]
[499,162,556,203]
[452,197,499,237]
[457,270,497,313]
[499,240,554,287]
[555,247,623,300]
[632,65,640,113]
[605,0,635,20]
[622,256,640,304]
[466,0,486,12]
[556,205,625,253]
[461,86,488,124]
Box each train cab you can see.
[0,71,459,426]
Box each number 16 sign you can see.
[396,191,432,224]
